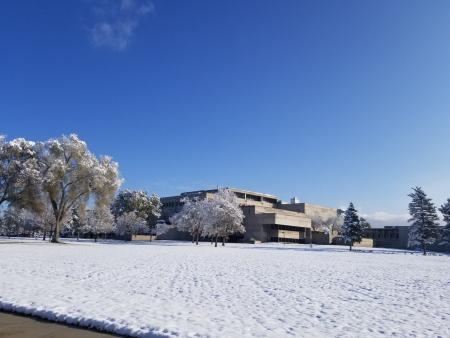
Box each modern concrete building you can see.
[159,188,338,243]
[366,226,450,252]
[366,226,410,249]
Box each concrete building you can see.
[366,226,450,252]
[366,226,410,249]
[160,188,338,243]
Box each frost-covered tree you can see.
[111,190,161,237]
[439,199,450,246]
[0,206,24,237]
[114,211,146,239]
[408,187,439,255]
[209,188,245,247]
[0,136,41,211]
[311,210,345,235]
[35,200,56,241]
[155,220,171,236]
[35,134,121,243]
[170,189,245,246]
[341,203,363,251]
[170,197,206,245]
[68,207,87,240]
[19,209,43,237]
[86,207,114,242]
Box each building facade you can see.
[366,226,450,252]
[159,188,338,243]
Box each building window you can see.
[234,192,245,199]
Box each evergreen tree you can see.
[438,199,450,246]
[407,187,439,255]
[341,203,363,251]
[70,208,86,240]
[359,217,371,233]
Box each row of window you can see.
[366,230,400,240]
[270,224,306,232]
[270,237,306,244]
[163,201,184,208]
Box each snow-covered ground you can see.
[0,240,449,338]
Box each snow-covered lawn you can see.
[0,240,449,338]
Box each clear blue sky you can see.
[1,0,450,226]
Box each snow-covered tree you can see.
[86,207,114,242]
[35,200,56,241]
[407,187,439,255]
[341,203,363,251]
[111,189,161,237]
[67,207,88,240]
[311,210,344,234]
[35,134,121,243]
[155,220,171,236]
[114,211,146,239]
[170,197,207,245]
[0,136,41,211]
[170,189,245,246]
[0,206,24,237]
[439,199,450,246]
[19,209,42,237]
[206,188,245,247]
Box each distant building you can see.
[159,188,338,243]
[366,226,450,253]
[366,226,410,249]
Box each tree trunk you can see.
[222,237,225,246]
[215,235,218,247]
[51,219,60,243]
[42,230,47,241]
[196,232,199,245]
[77,231,80,241]
[94,233,97,242]
[349,242,353,251]
[422,242,427,256]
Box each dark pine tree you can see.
[342,203,363,251]
[359,217,371,233]
[407,187,439,255]
[438,199,450,246]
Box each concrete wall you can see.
[370,227,409,249]
[353,238,374,247]
[278,203,338,226]
[131,234,157,241]
[312,231,331,245]
[241,205,311,242]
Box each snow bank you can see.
[0,241,449,337]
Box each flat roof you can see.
[227,187,278,199]
[161,187,279,200]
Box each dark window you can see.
[234,192,245,199]
[270,224,305,232]
[247,194,261,201]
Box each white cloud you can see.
[361,211,409,228]
[88,0,154,51]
